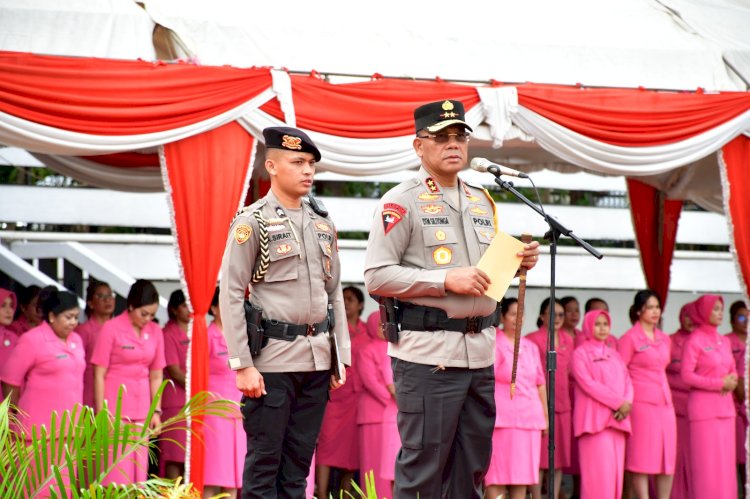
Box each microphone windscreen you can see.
[470,157,491,172]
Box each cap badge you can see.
[442,100,454,111]
[281,135,302,151]
[234,224,253,244]
[433,246,453,265]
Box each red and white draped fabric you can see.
[1,50,749,488]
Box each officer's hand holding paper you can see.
[476,231,526,301]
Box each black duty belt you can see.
[261,318,330,341]
[398,302,496,335]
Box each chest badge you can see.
[315,222,331,232]
[479,230,495,241]
[420,204,444,215]
[418,192,441,202]
[435,230,447,241]
[324,242,332,255]
[433,246,453,265]
[234,224,252,244]
[276,244,292,255]
[470,206,488,216]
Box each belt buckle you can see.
[466,317,479,335]
[306,324,315,336]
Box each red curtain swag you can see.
[722,136,750,302]
[163,122,255,489]
[627,179,683,309]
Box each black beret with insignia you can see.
[263,126,321,162]
[414,100,473,134]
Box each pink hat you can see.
[582,309,612,342]
[692,294,723,327]
[0,287,17,312]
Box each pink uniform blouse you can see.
[76,318,105,407]
[90,312,166,421]
[617,323,672,407]
[667,330,691,417]
[162,320,189,411]
[0,326,18,369]
[726,332,747,420]
[355,337,392,425]
[572,340,633,437]
[9,316,32,335]
[527,327,573,413]
[494,331,546,430]
[681,327,737,421]
[207,323,241,418]
[1,322,85,431]
[329,321,369,404]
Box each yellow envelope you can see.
[477,231,526,302]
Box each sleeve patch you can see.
[234,224,253,244]
[382,203,407,234]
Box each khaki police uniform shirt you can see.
[364,167,499,369]
[219,190,351,373]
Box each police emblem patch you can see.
[281,135,302,151]
[234,224,252,244]
[433,246,452,265]
[276,244,292,255]
[382,203,407,235]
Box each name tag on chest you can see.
[121,345,136,350]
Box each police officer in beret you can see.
[364,100,541,498]
[219,126,350,499]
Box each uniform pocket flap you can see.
[262,390,286,408]
[422,227,457,247]
[397,394,424,414]
[268,241,300,262]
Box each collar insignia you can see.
[425,177,440,193]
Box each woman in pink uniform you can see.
[1,288,84,432]
[561,296,582,342]
[527,297,572,499]
[682,294,738,499]
[160,289,190,479]
[0,287,18,369]
[618,289,676,499]
[204,287,245,499]
[572,310,633,499]
[355,311,393,497]
[91,279,165,485]
[727,299,748,489]
[316,286,369,497]
[486,298,547,499]
[10,284,41,335]
[667,301,696,499]
[76,280,116,408]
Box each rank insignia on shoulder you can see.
[425,177,440,193]
[382,203,407,235]
[470,206,488,216]
[433,246,452,265]
[234,224,252,244]
[417,192,441,202]
[276,244,292,255]
[420,204,444,215]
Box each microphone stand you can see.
[491,175,602,496]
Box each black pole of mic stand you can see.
[491,175,602,497]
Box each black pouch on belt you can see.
[243,300,265,356]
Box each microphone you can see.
[470,157,529,178]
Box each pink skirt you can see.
[316,399,359,469]
[159,405,186,463]
[670,414,690,499]
[358,422,391,498]
[380,419,400,482]
[625,402,676,474]
[690,417,736,499]
[485,427,541,485]
[203,414,245,488]
[579,428,626,499]
[541,410,572,470]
